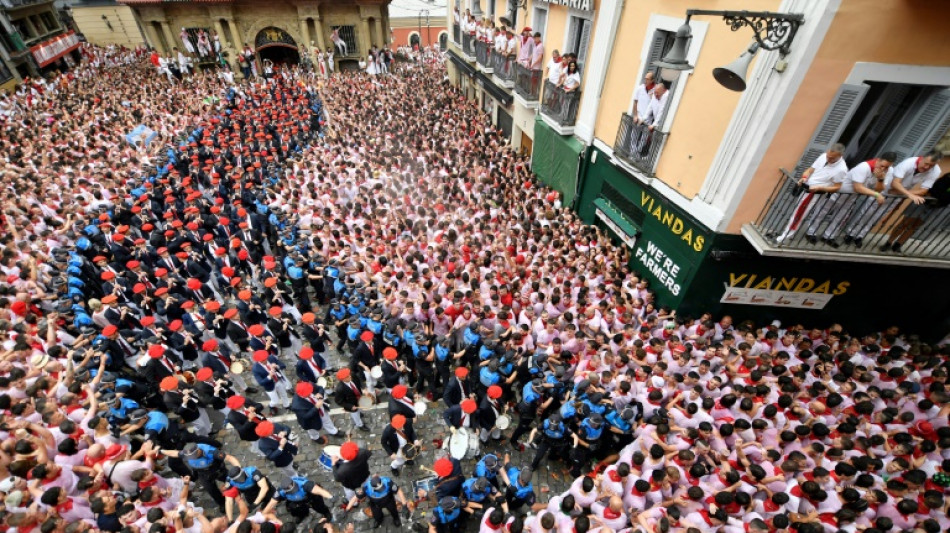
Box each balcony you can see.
[452,23,460,46]
[474,39,492,73]
[513,62,541,107]
[613,112,667,176]
[461,32,475,60]
[742,171,950,267]
[1,0,53,8]
[540,80,581,135]
[491,49,514,88]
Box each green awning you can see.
[592,198,640,248]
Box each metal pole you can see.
[425,10,430,46]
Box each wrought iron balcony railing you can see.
[613,112,667,176]
[513,62,541,101]
[540,80,581,127]
[747,171,950,260]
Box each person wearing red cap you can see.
[381,413,420,476]
[250,349,291,415]
[333,367,370,432]
[160,374,213,437]
[294,346,327,384]
[478,385,505,443]
[332,441,372,503]
[141,343,181,387]
[290,381,332,444]
[443,365,473,408]
[254,420,299,479]
[353,329,380,390]
[430,456,463,500]
[444,398,479,440]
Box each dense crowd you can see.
[0,41,948,533]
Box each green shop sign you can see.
[576,146,711,306]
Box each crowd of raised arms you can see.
[0,43,948,533]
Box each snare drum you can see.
[413,401,428,416]
[316,377,328,388]
[318,445,341,470]
[357,393,375,409]
[370,365,383,379]
[230,361,245,374]
[447,428,469,460]
[495,414,511,430]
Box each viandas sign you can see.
[576,147,711,308]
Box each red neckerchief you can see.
[138,476,159,489]
[41,471,62,485]
[602,507,622,520]
[141,496,164,507]
[698,511,714,526]
[55,499,74,513]
[607,470,622,483]
[763,499,780,512]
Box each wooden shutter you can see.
[885,87,950,161]
[792,83,869,178]
[576,18,592,69]
[643,30,672,79]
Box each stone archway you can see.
[254,26,300,66]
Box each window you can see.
[566,16,592,73]
[0,61,12,84]
[532,6,548,37]
[331,25,357,57]
[794,82,950,178]
[439,32,448,51]
[40,12,59,33]
[409,32,421,48]
[642,30,675,79]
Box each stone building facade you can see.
[121,0,391,68]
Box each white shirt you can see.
[644,90,669,127]
[886,156,941,193]
[806,152,849,187]
[837,160,889,194]
[546,59,562,84]
[633,82,655,121]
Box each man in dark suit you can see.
[443,398,478,432]
[224,308,251,352]
[380,414,418,476]
[442,366,472,408]
[333,368,369,432]
[255,421,298,478]
[251,350,290,415]
[387,384,417,425]
[351,331,380,389]
[290,381,326,444]
[380,347,403,391]
[478,385,505,443]
[159,376,212,436]
[226,395,270,460]
[332,441,372,501]
[141,344,180,387]
[294,347,325,384]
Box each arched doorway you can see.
[255,26,299,67]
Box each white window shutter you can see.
[576,18,592,71]
[793,83,869,178]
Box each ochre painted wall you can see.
[73,5,146,48]
[725,0,950,234]
[594,0,779,200]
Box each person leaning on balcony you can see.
[494,27,508,53]
[878,150,943,253]
[505,29,518,59]
[635,80,669,156]
[530,33,545,71]
[560,61,581,92]
[774,143,848,244]
[817,152,896,248]
[517,27,535,67]
[546,50,562,84]
[632,72,656,124]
